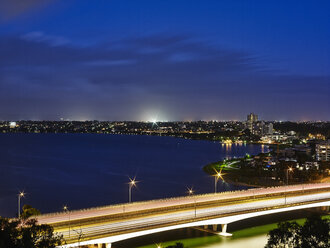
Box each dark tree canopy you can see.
[265,215,330,248]
[0,217,63,248]
[21,205,41,219]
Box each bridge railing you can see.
[37,183,330,221]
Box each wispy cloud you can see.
[22,32,70,47]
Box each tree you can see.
[21,205,41,219]
[265,215,330,248]
[265,221,300,248]
[0,217,63,248]
[299,215,329,248]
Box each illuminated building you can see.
[316,140,330,161]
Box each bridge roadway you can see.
[36,183,330,248]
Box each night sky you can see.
[0,0,329,121]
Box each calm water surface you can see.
[0,133,268,217]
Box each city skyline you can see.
[0,0,329,121]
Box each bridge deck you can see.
[35,183,330,245]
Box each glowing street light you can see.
[285,167,293,205]
[18,191,25,218]
[63,205,71,238]
[187,187,194,196]
[187,186,197,217]
[128,177,137,203]
[213,170,224,193]
[286,167,293,185]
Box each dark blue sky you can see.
[0,0,329,121]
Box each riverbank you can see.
[203,152,330,188]
[202,154,279,188]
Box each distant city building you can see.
[287,131,296,136]
[261,132,296,144]
[247,113,258,122]
[316,140,330,161]
[264,123,273,135]
[246,113,258,133]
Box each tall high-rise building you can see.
[247,113,258,122]
[247,113,258,132]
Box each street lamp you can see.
[187,187,194,196]
[63,205,71,238]
[213,170,224,193]
[286,167,293,185]
[187,187,197,218]
[285,167,293,205]
[128,177,137,203]
[18,191,25,218]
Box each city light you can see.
[9,122,17,128]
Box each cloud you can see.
[0,33,329,121]
[21,32,69,47]
[86,59,136,67]
[0,0,54,21]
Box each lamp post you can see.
[18,191,25,218]
[63,205,70,238]
[285,167,293,205]
[128,178,137,203]
[187,187,194,196]
[286,167,293,185]
[187,187,196,217]
[213,170,224,193]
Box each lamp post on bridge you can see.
[187,187,196,218]
[285,167,293,205]
[128,177,137,203]
[63,205,71,238]
[18,191,25,218]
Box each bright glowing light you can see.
[10,122,17,128]
[19,191,25,197]
[213,168,225,181]
[187,187,194,195]
[129,177,137,187]
[63,205,68,211]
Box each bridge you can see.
[36,183,330,248]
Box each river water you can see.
[0,133,268,217]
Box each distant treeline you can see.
[273,122,330,138]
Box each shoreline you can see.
[0,131,264,145]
